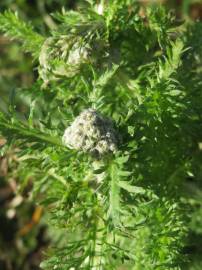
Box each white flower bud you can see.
[62,109,118,156]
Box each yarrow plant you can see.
[1,1,202,269]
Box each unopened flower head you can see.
[62,109,118,156]
[39,36,90,86]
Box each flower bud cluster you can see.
[62,109,118,156]
[39,36,90,85]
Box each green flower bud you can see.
[38,36,90,86]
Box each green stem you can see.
[109,161,120,227]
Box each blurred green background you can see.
[1,1,202,269]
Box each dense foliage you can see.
[1,1,202,269]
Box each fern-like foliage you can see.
[0,1,202,269]
[0,10,44,57]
